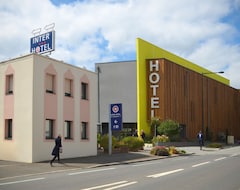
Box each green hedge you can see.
[121,136,144,151]
[99,134,117,151]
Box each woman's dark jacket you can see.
[51,136,62,156]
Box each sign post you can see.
[109,103,122,155]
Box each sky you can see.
[0,0,240,89]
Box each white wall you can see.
[0,54,98,163]
[96,61,137,123]
[0,55,34,162]
[32,55,98,162]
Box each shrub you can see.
[150,146,169,156]
[168,146,178,155]
[206,142,223,148]
[152,135,169,144]
[100,134,117,151]
[121,136,144,151]
[157,119,181,141]
[178,149,186,154]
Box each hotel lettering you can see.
[147,60,161,119]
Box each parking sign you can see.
[110,103,122,131]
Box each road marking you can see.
[81,181,128,190]
[81,181,137,190]
[0,167,82,181]
[214,157,226,161]
[192,161,210,168]
[104,181,137,190]
[68,167,115,176]
[132,162,161,167]
[147,168,184,178]
[0,177,45,186]
[230,153,238,157]
[0,165,12,168]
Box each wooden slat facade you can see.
[147,58,240,140]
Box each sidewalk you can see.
[0,150,159,179]
[0,145,227,180]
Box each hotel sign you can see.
[147,60,161,119]
[110,103,122,131]
[30,30,55,54]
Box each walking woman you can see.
[50,135,62,166]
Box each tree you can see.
[150,117,161,136]
[157,119,181,141]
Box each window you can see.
[6,74,13,94]
[81,82,88,99]
[81,122,88,140]
[46,74,55,93]
[64,120,72,139]
[65,78,73,97]
[5,119,12,140]
[45,119,54,139]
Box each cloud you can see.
[0,0,239,88]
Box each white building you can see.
[0,54,97,163]
[95,61,137,136]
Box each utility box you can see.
[227,136,234,144]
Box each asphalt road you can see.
[0,146,240,190]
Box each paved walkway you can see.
[0,144,235,180]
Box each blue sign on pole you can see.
[110,103,122,131]
[30,31,55,54]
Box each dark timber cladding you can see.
[147,58,240,140]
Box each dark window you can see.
[5,119,12,140]
[81,122,88,140]
[81,82,88,100]
[45,119,54,139]
[65,78,73,97]
[64,121,72,139]
[6,75,13,94]
[46,74,55,93]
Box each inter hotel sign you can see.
[147,59,161,119]
[30,31,55,54]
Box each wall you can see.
[96,61,137,123]
[0,56,34,162]
[0,54,97,163]
[137,38,238,139]
[32,54,97,162]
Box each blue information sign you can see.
[110,103,122,131]
[30,31,55,54]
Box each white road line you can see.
[192,161,210,168]
[132,162,160,167]
[0,165,11,168]
[0,164,20,168]
[68,167,115,176]
[147,168,184,178]
[81,181,128,190]
[0,177,45,186]
[214,157,226,161]
[0,167,81,181]
[230,153,238,157]
[104,181,137,190]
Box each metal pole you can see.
[109,104,112,155]
[97,66,101,134]
[202,74,204,137]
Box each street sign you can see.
[110,103,122,131]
